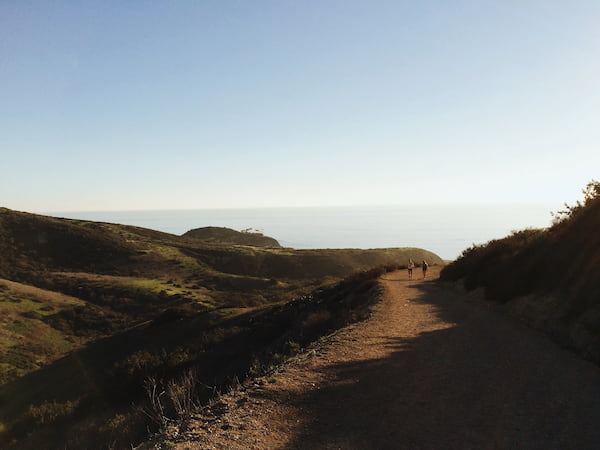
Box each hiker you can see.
[408,258,415,280]
[422,260,428,279]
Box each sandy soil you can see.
[166,267,600,449]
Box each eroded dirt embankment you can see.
[163,267,600,449]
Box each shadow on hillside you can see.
[0,306,269,437]
[273,280,600,450]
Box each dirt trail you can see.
[170,267,600,449]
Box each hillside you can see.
[441,182,600,363]
[0,207,442,449]
[155,267,600,449]
[183,226,281,248]
[0,208,137,279]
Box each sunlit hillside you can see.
[0,207,441,448]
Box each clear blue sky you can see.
[1,1,599,212]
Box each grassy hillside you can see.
[441,182,600,363]
[0,207,442,448]
[183,226,281,248]
[0,208,441,285]
[0,208,136,279]
[0,280,87,384]
[0,265,399,449]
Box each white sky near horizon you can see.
[1,1,599,213]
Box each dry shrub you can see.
[25,399,79,425]
[143,369,200,431]
[143,377,168,430]
[166,369,199,418]
[302,310,332,330]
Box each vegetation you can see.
[441,180,600,363]
[0,207,441,449]
[0,280,87,384]
[183,226,281,248]
[0,265,398,449]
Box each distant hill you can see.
[183,226,281,248]
[441,182,600,363]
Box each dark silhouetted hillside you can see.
[441,181,600,363]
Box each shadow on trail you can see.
[278,280,600,450]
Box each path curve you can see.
[170,267,600,449]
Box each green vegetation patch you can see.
[0,280,90,384]
[0,315,78,384]
[144,244,204,271]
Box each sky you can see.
[1,0,599,212]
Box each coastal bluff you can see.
[183,226,282,248]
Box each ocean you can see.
[47,204,557,260]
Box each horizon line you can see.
[31,200,562,215]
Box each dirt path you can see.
[169,267,600,449]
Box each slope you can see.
[440,186,600,363]
[0,207,443,448]
[162,267,600,449]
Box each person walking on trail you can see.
[422,260,428,279]
[407,258,415,280]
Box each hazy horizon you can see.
[38,199,560,214]
[40,203,558,260]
